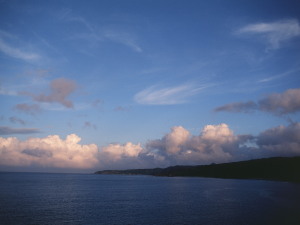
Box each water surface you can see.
[0,172,299,225]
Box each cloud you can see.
[58,9,95,34]
[114,106,130,111]
[101,142,143,161]
[21,78,77,108]
[215,88,300,115]
[92,99,103,108]
[1,123,300,171]
[258,68,299,83]
[9,116,26,125]
[214,101,257,113]
[145,123,300,165]
[134,84,203,105]
[104,30,142,53]
[147,126,190,154]
[0,85,18,96]
[0,32,40,61]
[86,121,300,165]
[83,121,97,130]
[0,134,99,169]
[60,11,142,53]
[258,88,300,115]
[257,122,300,156]
[14,103,41,115]
[0,126,40,135]
[0,70,51,97]
[146,124,247,165]
[237,19,300,49]
[96,142,146,170]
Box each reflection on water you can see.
[0,172,299,225]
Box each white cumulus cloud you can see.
[101,142,143,161]
[1,123,300,171]
[146,123,300,165]
[146,124,243,165]
[0,134,99,169]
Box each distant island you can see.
[95,156,300,183]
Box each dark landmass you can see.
[95,156,300,182]
[95,168,163,176]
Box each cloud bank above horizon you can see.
[1,122,300,171]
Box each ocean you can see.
[0,172,299,225]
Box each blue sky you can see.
[0,0,300,172]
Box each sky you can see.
[0,0,300,173]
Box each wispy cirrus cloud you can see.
[134,83,206,105]
[0,69,51,97]
[103,30,142,53]
[237,19,300,49]
[0,85,18,96]
[0,126,40,135]
[258,68,300,83]
[0,30,40,61]
[215,88,300,115]
[59,10,142,53]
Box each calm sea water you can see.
[0,172,299,225]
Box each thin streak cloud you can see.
[0,33,40,61]
[0,126,40,135]
[215,88,300,115]
[134,84,205,105]
[215,101,257,113]
[14,103,42,115]
[104,30,142,53]
[258,68,300,83]
[237,19,300,49]
[9,116,26,125]
[61,11,142,53]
